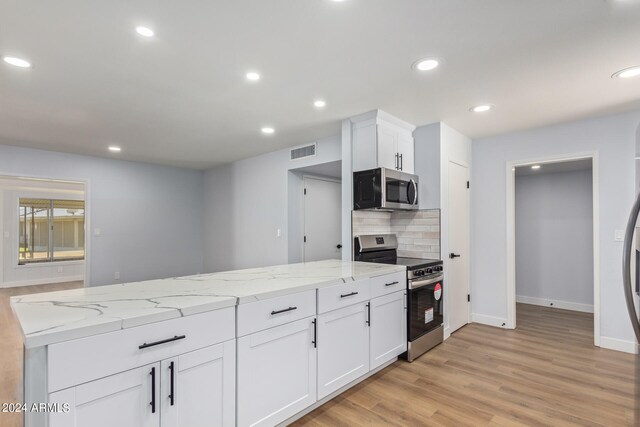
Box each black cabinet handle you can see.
[169,361,175,406]
[139,335,186,349]
[312,318,317,348]
[271,306,297,315]
[366,302,371,326]
[449,253,461,259]
[340,291,359,298]
[385,281,399,287]
[150,367,156,414]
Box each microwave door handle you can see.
[410,179,418,205]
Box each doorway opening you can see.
[287,161,342,263]
[507,155,599,346]
[0,175,88,289]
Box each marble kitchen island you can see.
[11,259,407,427]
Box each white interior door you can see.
[448,161,470,333]
[303,177,342,262]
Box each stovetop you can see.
[395,257,442,270]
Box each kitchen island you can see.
[11,259,407,427]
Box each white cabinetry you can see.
[49,363,159,427]
[47,308,236,427]
[237,317,317,427]
[352,110,416,174]
[161,342,236,427]
[370,290,407,370]
[317,302,370,399]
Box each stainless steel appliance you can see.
[353,168,418,211]
[354,234,443,361]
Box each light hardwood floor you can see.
[1,287,638,426]
[0,281,83,427]
[293,304,640,426]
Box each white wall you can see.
[0,144,204,286]
[1,179,86,287]
[515,169,594,312]
[414,122,441,209]
[203,135,341,272]
[471,110,640,351]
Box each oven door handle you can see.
[409,274,443,290]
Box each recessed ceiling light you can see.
[314,100,327,108]
[261,127,275,134]
[612,66,640,79]
[531,165,541,170]
[3,56,32,68]
[246,72,261,81]
[108,146,122,153]
[470,104,494,113]
[413,58,439,72]
[135,27,154,37]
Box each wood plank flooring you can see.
[293,304,640,426]
[0,281,83,427]
[1,286,638,426]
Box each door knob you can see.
[449,253,461,259]
[336,244,343,249]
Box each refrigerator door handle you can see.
[622,191,640,343]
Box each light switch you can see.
[615,229,625,242]
[94,228,101,236]
[277,228,281,238]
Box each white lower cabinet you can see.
[317,302,370,399]
[161,341,236,427]
[370,290,407,370]
[237,316,317,427]
[49,341,236,427]
[49,362,160,427]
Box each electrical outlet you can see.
[615,229,624,242]
[3,231,9,238]
[114,272,120,280]
[277,228,281,238]
[94,228,101,236]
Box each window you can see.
[18,198,85,264]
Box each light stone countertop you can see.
[10,259,406,348]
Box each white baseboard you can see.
[471,313,510,329]
[444,326,451,340]
[599,336,638,354]
[516,295,594,313]
[1,275,83,288]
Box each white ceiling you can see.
[1,0,639,170]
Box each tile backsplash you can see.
[352,209,441,260]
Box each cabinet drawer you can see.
[237,290,316,337]
[317,279,370,314]
[47,307,235,393]
[369,271,406,299]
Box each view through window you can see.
[18,198,85,264]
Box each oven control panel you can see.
[408,264,443,280]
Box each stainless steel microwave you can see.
[353,168,418,210]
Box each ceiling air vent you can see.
[290,143,316,161]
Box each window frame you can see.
[18,198,86,265]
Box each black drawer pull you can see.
[385,281,399,287]
[340,291,359,298]
[139,335,186,350]
[271,306,298,315]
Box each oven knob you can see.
[426,268,433,274]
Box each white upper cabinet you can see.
[351,110,416,174]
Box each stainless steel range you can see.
[354,234,444,361]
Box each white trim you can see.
[2,274,83,288]
[516,295,594,313]
[505,152,600,344]
[443,326,451,340]
[470,313,508,328]
[599,336,639,354]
